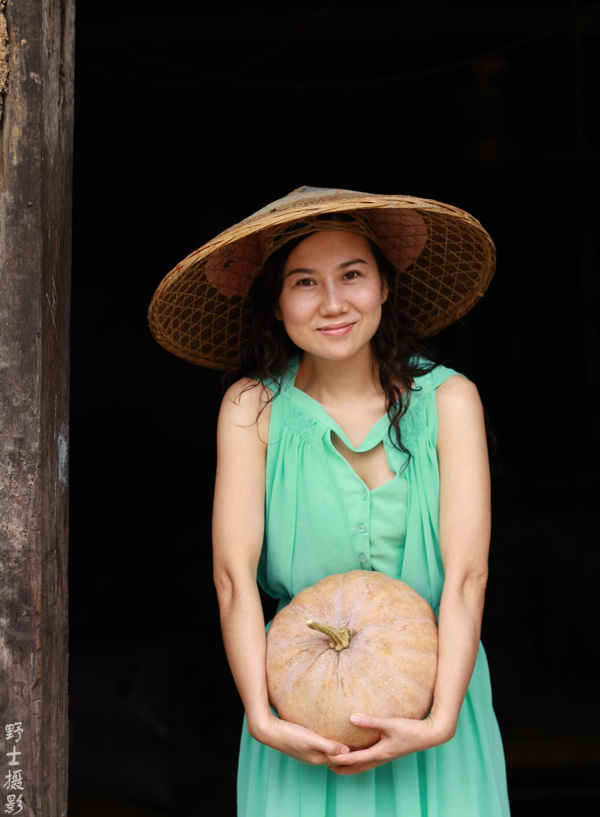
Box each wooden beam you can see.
[0,1,74,816]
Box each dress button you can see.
[362,489,368,500]
[358,523,366,533]
[359,553,367,563]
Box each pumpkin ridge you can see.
[359,644,437,684]
[279,652,352,733]
[349,650,436,718]
[343,578,426,624]
[338,571,383,612]
[355,620,437,647]
[266,637,332,702]
[349,634,437,658]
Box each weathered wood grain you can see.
[0,1,74,815]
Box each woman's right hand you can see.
[250,712,350,765]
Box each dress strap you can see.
[412,363,461,395]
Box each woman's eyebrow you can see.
[339,258,368,268]
[284,266,315,277]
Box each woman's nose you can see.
[319,282,347,314]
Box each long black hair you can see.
[223,231,438,453]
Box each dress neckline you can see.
[285,358,390,453]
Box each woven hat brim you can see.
[148,187,496,370]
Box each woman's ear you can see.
[380,279,389,304]
[274,303,283,321]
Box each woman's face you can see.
[276,230,388,364]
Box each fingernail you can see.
[350,715,360,724]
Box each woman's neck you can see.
[294,348,382,406]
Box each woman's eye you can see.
[344,270,361,280]
[295,278,315,287]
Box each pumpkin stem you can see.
[306,620,351,651]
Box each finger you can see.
[349,713,389,732]
[327,746,378,766]
[327,743,350,756]
[309,733,349,757]
[325,735,387,767]
[285,722,350,758]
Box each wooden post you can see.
[0,1,74,815]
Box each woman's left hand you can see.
[326,713,454,775]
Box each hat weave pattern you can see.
[148,187,496,370]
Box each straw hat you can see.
[148,185,496,370]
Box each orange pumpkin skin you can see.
[266,570,438,750]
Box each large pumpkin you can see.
[266,570,438,750]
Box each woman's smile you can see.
[317,321,356,337]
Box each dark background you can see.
[68,2,599,815]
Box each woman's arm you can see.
[212,380,350,764]
[428,375,491,735]
[212,379,271,732]
[329,375,491,773]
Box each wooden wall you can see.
[0,2,74,815]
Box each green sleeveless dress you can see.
[238,359,510,816]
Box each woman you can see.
[148,186,510,816]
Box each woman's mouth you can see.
[317,322,355,337]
